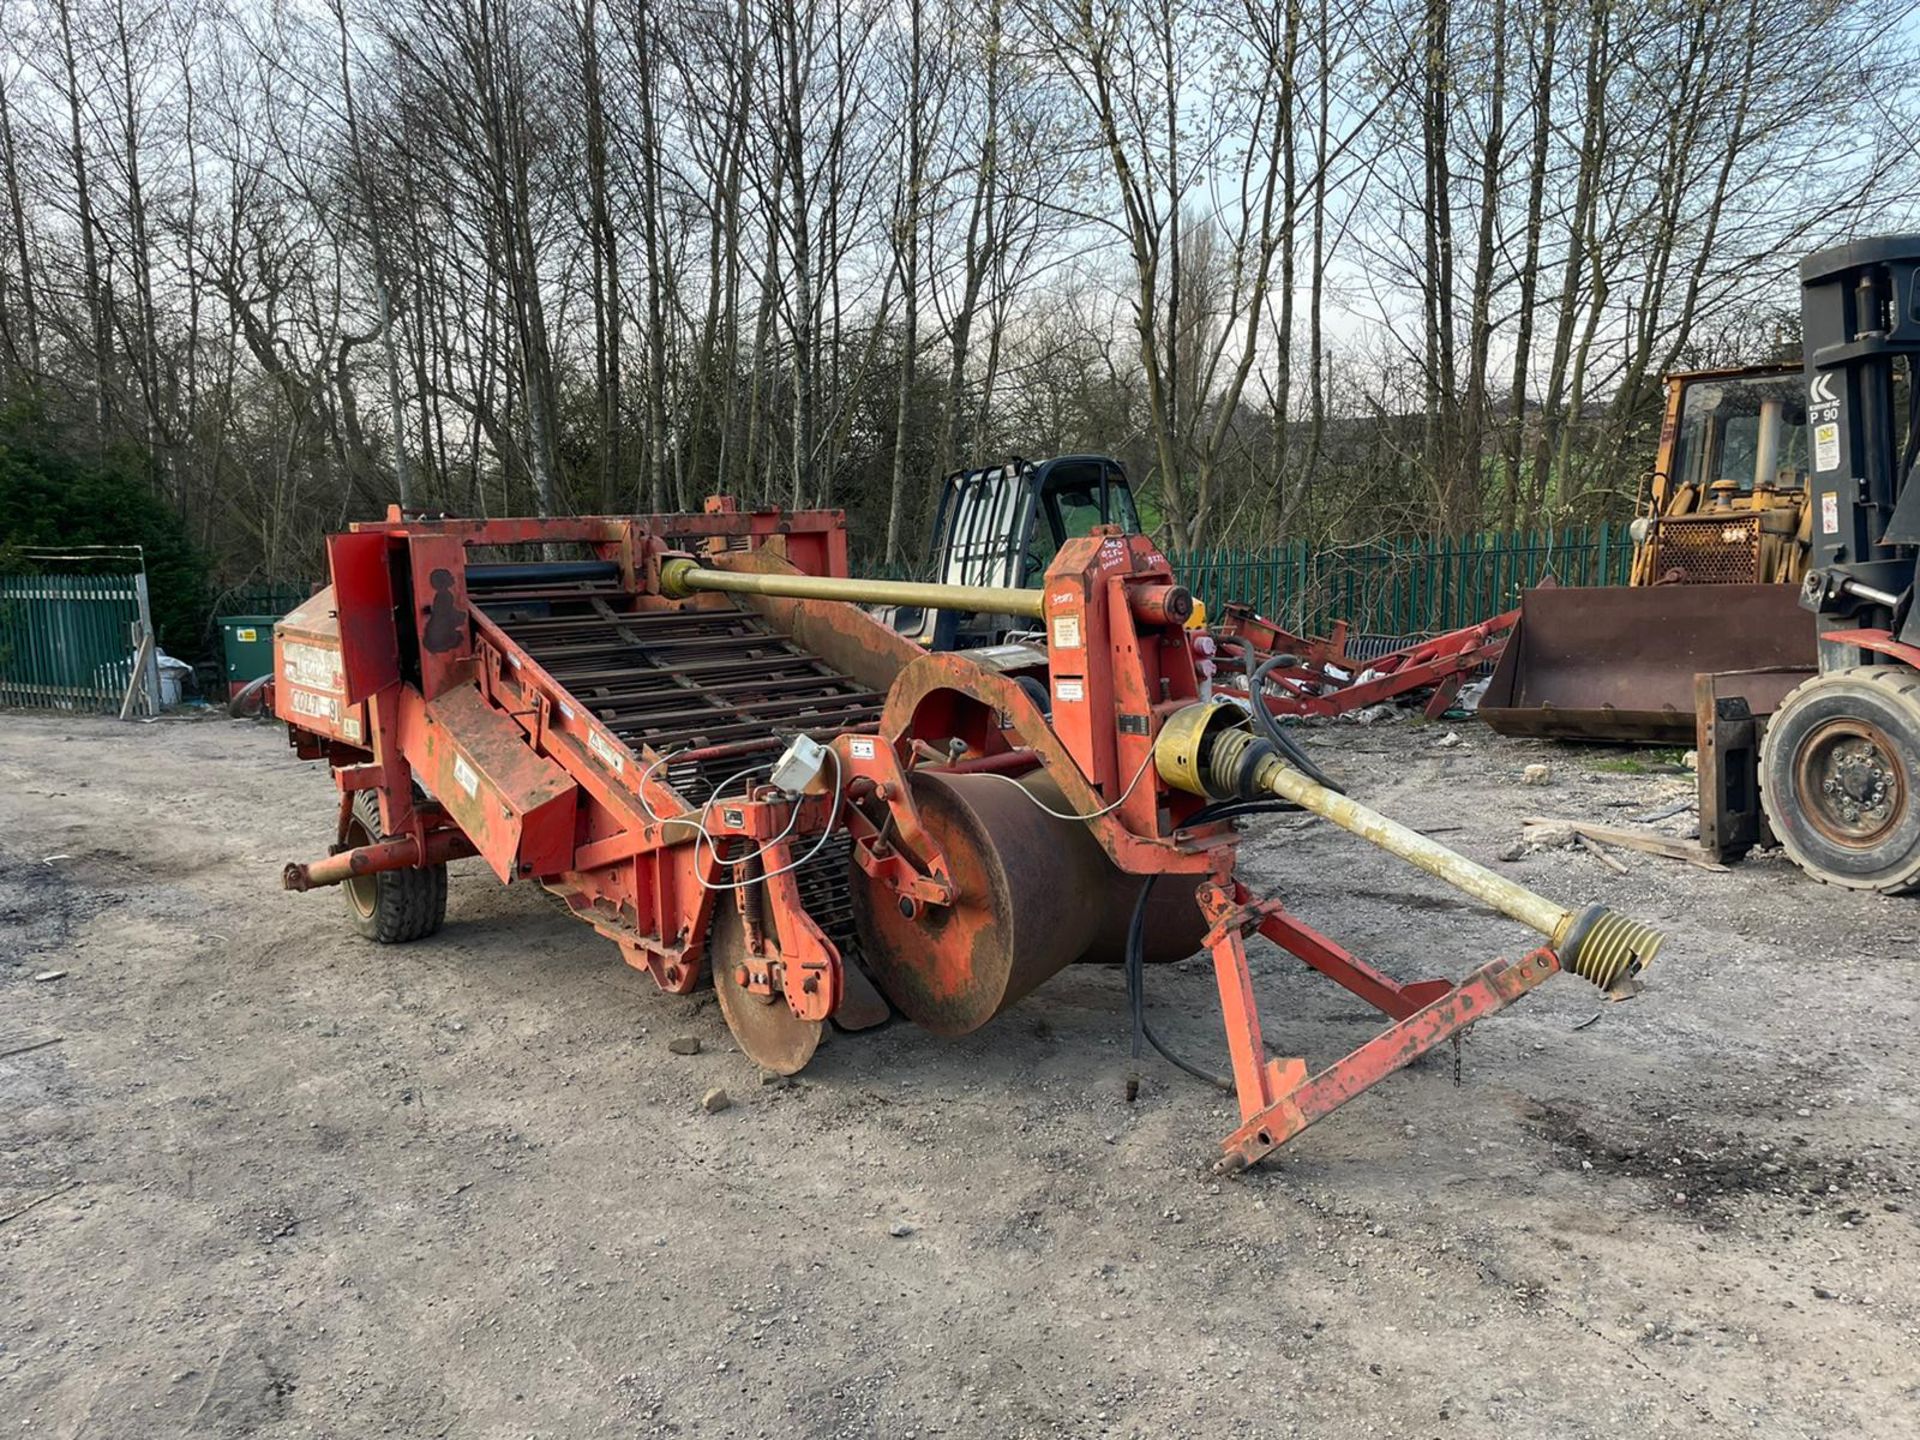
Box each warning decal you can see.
[1815,422,1840,473]
[587,728,626,774]
[452,753,480,798]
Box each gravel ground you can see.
[1,710,1914,1439]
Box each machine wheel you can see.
[341,792,448,942]
[709,896,823,1075]
[1760,665,1920,893]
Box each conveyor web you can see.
[471,572,874,978]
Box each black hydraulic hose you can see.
[1125,797,1299,1095]
[1244,650,1345,794]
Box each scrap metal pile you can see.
[272,501,1663,1169]
[1210,602,1517,723]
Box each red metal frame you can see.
[1198,880,1560,1169]
[1822,627,1920,672]
[274,503,1600,1169]
[1216,605,1517,721]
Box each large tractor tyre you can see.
[1759,664,1920,893]
[341,791,449,943]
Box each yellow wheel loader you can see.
[1481,365,1820,742]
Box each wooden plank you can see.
[1524,815,1730,871]
[118,632,155,720]
[1577,834,1631,875]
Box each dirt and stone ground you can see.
[1,709,1915,1438]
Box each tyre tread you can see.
[347,793,449,942]
[1759,664,1920,894]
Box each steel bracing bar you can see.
[1198,880,1561,1170]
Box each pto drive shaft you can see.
[1155,702,1663,993]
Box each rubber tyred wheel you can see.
[341,792,448,942]
[1760,664,1920,893]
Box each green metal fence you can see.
[1182,523,1633,637]
[216,582,314,619]
[0,571,157,714]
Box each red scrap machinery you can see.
[1212,602,1518,722]
[275,501,1662,1169]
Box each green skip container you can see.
[218,614,280,688]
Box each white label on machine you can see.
[1056,678,1086,703]
[849,736,877,760]
[288,687,339,726]
[452,753,480,799]
[1815,422,1840,473]
[1821,493,1840,534]
[1051,614,1082,649]
[587,728,626,774]
[559,702,575,720]
[282,640,344,693]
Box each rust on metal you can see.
[274,499,1664,1170]
[283,828,475,891]
[1480,583,1816,742]
[1216,948,1563,1170]
[709,894,824,1075]
[1216,606,1517,722]
[851,771,1110,1035]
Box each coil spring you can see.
[1562,908,1663,991]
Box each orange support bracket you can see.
[1217,880,1454,1021]
[1198,881,1562,1171]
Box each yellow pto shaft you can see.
[1154,702,1664,992]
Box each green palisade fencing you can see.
[217,583,314,619]
[0,573,150,713]
[1182,523,1635,639]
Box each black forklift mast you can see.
[1799,236,1920,662]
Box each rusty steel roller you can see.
[850,770,1206,1035]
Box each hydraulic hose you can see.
[1245,650,1344,793]
[1123,795,1298,1093]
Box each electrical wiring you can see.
[694,747,846,892]
[628,740,846,893]
[971,745,1157,821]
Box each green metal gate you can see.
[0,567,161,715]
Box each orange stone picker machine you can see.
[272,501,1665,1170]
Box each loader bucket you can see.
[1479,583,1816,743]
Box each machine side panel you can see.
[327,531,402,706]
[272,587,368,747]
[405,685,578,883]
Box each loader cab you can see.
[1667,367,1811,500]
[1634,366,1815,587]
[900,455,1141,648]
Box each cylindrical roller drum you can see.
[851,771,1109,1035]
[1089,872,1208,966]
[1012,772,1208,967]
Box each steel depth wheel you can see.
[709,896,823,1075]
[1760,664,1920,893]
[341,792,448,942]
